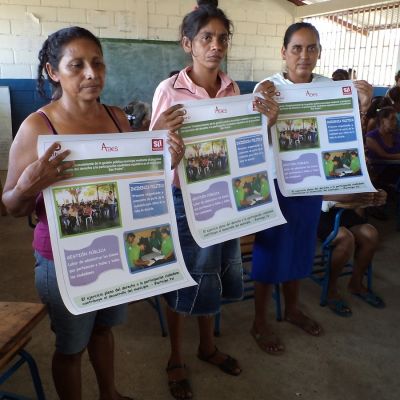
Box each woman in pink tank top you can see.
[2,26,150,400]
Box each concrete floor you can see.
[1,179,399,400]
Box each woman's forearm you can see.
[2,186,37,217]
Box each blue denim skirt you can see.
[164,188,244,315]
[34,251,127,354]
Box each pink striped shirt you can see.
[150,66,240,187]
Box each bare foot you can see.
[284,310,322,336]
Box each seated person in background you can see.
[348,68,357,80]
[332,68,350,81]
[385,86,400,130]
[395,70,400,88]
[160,228,174,261]
[366,106,400,185]
[362,96,389,135]
[124,100,151,131]
[366,106,400,162]
[318,191,387,316]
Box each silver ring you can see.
[56,166,61,174]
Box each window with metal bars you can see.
[302,2,400,86]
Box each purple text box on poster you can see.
[326,116,357,143]
[236,134,265,168]
[64,235,122,286]
[282,153,321,184]
[191,181,232,221]
[130,180,168,219]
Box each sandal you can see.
[166,363,193,400]
[197,346,242,376]
[352,291,386,309]
[285,311,323,336]
[250,327,285,355]
[326,298,352,317]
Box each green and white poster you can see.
[271,80,375,196]
[177,94,286,248]
[38,132,195,315]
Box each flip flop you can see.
[352,291,386,309]
[326,298,352,317]
[250,327,285,355]
[197,346,242,376]
[166,363,193,400]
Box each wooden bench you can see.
[0,302,47,400]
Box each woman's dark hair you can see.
[283,22,321,49]
[332,68,349,81]
[386,86,400,105]
[37,26,102,99]
[376,106,396,128]
[395,70,400,83]
[365,96,392,119]
[180,0,233,41]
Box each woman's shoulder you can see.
[17,109,54,138]
[254,73,284,91]
[155,75,178,94]
[104,104,125,119]
[102,104,131,132]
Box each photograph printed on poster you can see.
[53,182,120,237]
[322,149,362,180]
[232,171,272,211]
[183,139,230,183]
[276,117,319,152]
[124,224,176,273]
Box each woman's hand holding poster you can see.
[271,80,375,196]
[177,94,286,248]
[39,132,195,315]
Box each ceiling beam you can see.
[287,0,306,5]
[327,15,369,35]
[295,0,394,18]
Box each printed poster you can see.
[271,80,375,196]
[177,94,286,248]
[38,132,195,315]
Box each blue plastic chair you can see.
[146,296,168,337]
[310,208,372,307]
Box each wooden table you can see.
[0,302,47,368]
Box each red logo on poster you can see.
[152,139,164,151]
[342,86,352,95]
